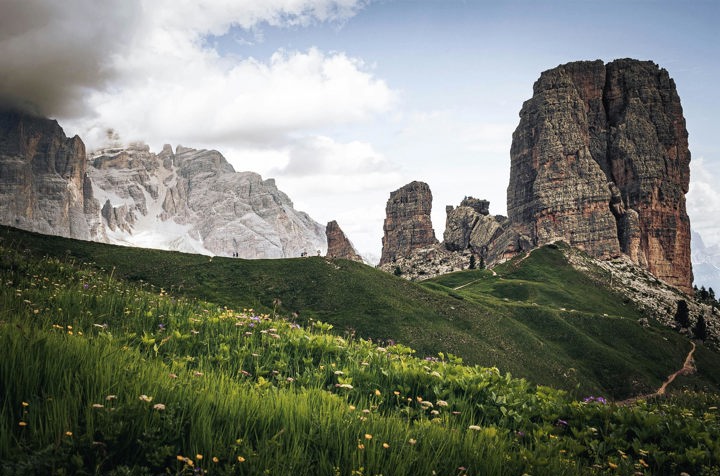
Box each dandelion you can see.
[357,444,365,450]
[153,403,166,411]
[139,395,153,402]
[212,457,219,463]
[237,456,246,462]
[382,442,390,449]
[365,433,373,440]
[374,389,381,396]
[348,405,356,411]
[196,454,203,461]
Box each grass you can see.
[3,225,720,400]
[1,230,720,474]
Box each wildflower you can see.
[436,400,448,407]
[241,370,251,377]
[608,462,618,469]
[21,402,29,407]
[393,391,400,396]
[362,409,371,414]
[382,442,390,449]
[374,389,381,396]
[18,421,27,427]
[638,459,649,468]
[468,425,481,431]
[196,454,203,460]
[357,444,365,450]
[334,370,344,375]
[139,395,153,402]
[430,410,440,416]
[65,431,73,436]
[153,403,166,411]
[212,457,219,463]
[335,383,353,389]
[348,405,356,411]
[286,377,295,382]
[408,438,417,445]
[177,455,185,462]
[193,371,203,377]
[237,456,246,462]
[92,403,104,409]
[168,373,178,379]
[105,395,117,401]
[365,433,373,440]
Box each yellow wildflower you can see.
[237,456,246,462]
[212,457,219,463]
[18,421,27,427]
[196,454,203,460]
[365,433,373,440]
[374,389,381,396]
[65,431,73,436]
[382,442,390,449]
[21,402,29,407]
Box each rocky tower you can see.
[380,181,438,265]
[325,220,363,262]
[508,59,692,293]
[0,108,97,240]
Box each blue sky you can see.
[2,0,718,263]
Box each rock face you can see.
[444,198,532,265]
[379,181,438,265]
[0,109,327,258]
[88,144,327,258]
[325,220,363,262]
[0,109,99,240]
[508,59,693,293]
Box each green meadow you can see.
[2,225,720,475]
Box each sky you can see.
[1,0,719,264]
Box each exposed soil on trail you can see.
[619,341,696,405]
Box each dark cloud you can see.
[0,0,140,117]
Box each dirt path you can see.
[656,341,696,396]
[619,341,696,404]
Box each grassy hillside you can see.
[3,225,720,400]
[2,227,720,475]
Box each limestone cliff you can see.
[379,181,438,265]
[89,144,327,258]
[326,220,363,262]
[0,109,327,258]
[0,108,100,240]
[508,59,692,293]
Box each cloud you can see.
[78,47,394,150]
[688,157,720,248]
[0,0,140,117]
[0,0,383,131]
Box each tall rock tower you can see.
[380,181,438,265]
[508,59,692,293]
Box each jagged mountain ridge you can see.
[0,109,327,258]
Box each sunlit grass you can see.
[1,231,720,474]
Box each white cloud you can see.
[688,157,720,248]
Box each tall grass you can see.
[2,238,720,475]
